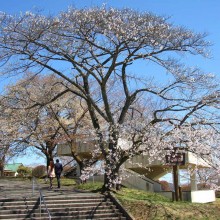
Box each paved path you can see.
[0,177,92,199]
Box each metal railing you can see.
[32,177,51,220]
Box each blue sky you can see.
[1,0,219,76]
[1,0,220,167]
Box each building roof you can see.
[4,163,23,172]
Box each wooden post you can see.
[173,165,179,201]
[165,147,186,202]
[179,186,183,201]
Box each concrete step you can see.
[0,181,128,220]
[0,196,125,219]
[1,201,114,210]
[0,205,116,214]
[52,211,122,218]
[1,198,107,206]
[0,205,27,210]
[42,193,105,198]
[0,209,125,219]
[44,197,106,202]
[16,217,126,220]
[0,193,105,199]
[0,193,106,200]
[0,212,122,219]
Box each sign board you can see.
[165,151,186,166]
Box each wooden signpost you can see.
[165,148,186,201]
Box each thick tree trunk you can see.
[44,141,55,167]
[101,131,122,192]
[0,156,5,177]
[0,161,4,177]
[78,162,87,184]
[102,163,121,192]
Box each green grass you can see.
[75,181,103,191]
[115,187,171,202]
[37,177,77,186]
[115,188,220,220]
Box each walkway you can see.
[0,177,129,220]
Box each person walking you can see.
[55,159,63,188]
[48,160,55,189]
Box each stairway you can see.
[0,179,128,220]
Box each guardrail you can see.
[32,177,51,220]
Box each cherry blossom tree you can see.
[0,73,92,169]
[0,145,8,176]
[0,100,28,176]
[197,168,220,190]
[0,7,220,190]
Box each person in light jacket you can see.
[54,159,63,188]
[48,160,55,189]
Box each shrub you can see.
[17,165,32,177]
[32,165,46,178]
[159,180,172,191]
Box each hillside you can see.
[75,182,220,220]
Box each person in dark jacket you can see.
[54,159,63,188]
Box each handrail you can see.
[32,177,51,220]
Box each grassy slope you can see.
[115,188,220,220]
[73,181,220,220]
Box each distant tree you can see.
[17,165,32,177]
[0,7,220,191]
[197,168,220,190]
[1,73,93,170]
[0,157,5,177]
[0,145,8,176]
[32,165,47,178]
[0,100,27,175]
[0,74,64,166]
[181,184,191,191]
[159,180,171,191]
